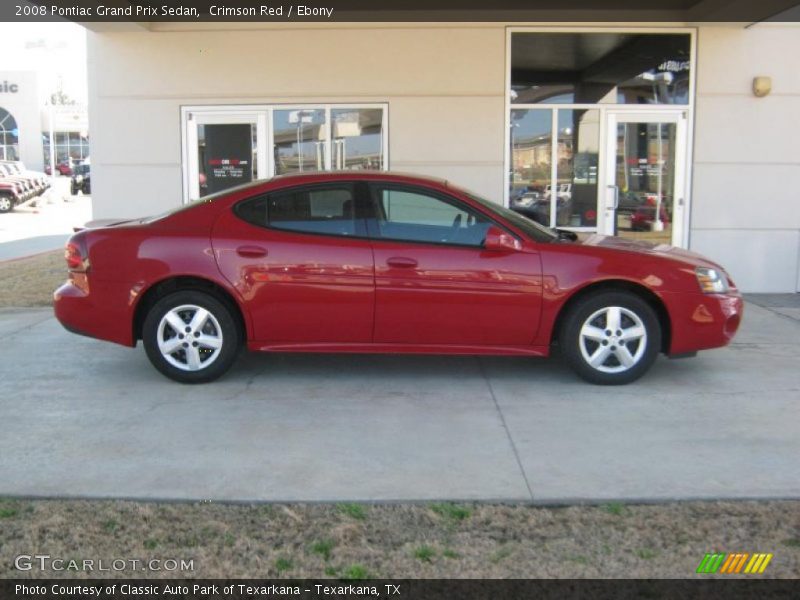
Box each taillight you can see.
[64,241,89,272]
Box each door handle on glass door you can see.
[386,257,418,268]
[236,245,268,258]
[607,185,620,210]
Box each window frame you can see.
[364,182,516,250]
[232,181,369,240]
[182,103,389,204]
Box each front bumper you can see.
[664,291,744,355]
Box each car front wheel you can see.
[0,194,13,213]
[559,291,661,385]
[142,290,240,383]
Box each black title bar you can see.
[6,0,800,22]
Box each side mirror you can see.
[484,226,522,252]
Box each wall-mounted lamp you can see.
[752,76,772,97]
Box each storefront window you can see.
[510,33,691,105]
[509,109,551,205]
[331,108,384,170]
[273,109,326,175]
[556,109,600,227]
[510,108,599,228]
[0,107,19,161]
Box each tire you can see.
[70,183,78,195]
[559,291,661,385]
[142,290,241,383]
[0,194,13,213]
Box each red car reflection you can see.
[54,172,742,385]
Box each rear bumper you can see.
[54,279,135,347]
[664,291,744,355]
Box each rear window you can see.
[235,185,358,237]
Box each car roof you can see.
[267,170,448,186]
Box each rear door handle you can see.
[236,245,268,258]
[386,256,418,268]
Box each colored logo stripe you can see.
[697,552,773,574]
[720,553,749,573]
[697,553,726,573]
[744,553,773,574]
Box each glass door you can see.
[185,111,267,201]
[601,111,687,246]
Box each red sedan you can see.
[54,172,742,385]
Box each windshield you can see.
[455,187,558,243]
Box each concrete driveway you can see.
[0,300,798,503]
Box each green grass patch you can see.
[430,502,472,522]
[311,539,335,561]
[0,507,18,519]
[324,566,338,577]
[341,564,369,580]
[143,539,158,550]
[635,548,658,560]
[442,548,460,559]
[102,519,119,533]
[337,503,367,520]
[490,545,514,564]
[413,545,436,563]
[783,538,800,548]
[602,502,626,516]
[275,557,293,574]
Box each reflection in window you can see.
[556,109,600,227]
[375,188,491,247]
[614,122,676,245]
[509,109,552,222]
[331,108,384,170]
[0,107,20,160]
[273,109,326,175]
[509,109,599,228]
[510,33,691,105]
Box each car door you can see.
[366,183,543,347]
[212,182,375,344]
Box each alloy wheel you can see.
[578,306,647,374]
[156,304,224,371]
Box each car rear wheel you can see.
[559,291,661,385]
[143,290,240,383]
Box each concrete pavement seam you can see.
[0,313,55,340]
[477,356,535,502]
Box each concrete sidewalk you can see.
[0,301,798,503]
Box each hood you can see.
[574,233,724,270]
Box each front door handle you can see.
[236,245,268,258]
[386,256,418,268]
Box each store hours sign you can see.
[203,124,253,194]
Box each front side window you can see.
[371,186,492,247]
[235,185,359,237]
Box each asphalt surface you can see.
[0,301,798,503]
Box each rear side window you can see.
[235,185,359,237]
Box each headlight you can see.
[696,267,729,294]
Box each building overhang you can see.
[70,0,800,33]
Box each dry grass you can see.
[0,251,65,308]
[0,499,798,579]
